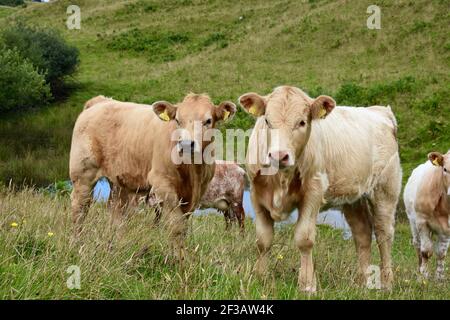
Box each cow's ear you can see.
[153,101,176,122]
[310,95,336,120]
[239,93,266,117]
[215,101,237,122]
[428,152,444,167]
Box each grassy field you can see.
[0,0,449,186]
[1,186,449,300]
[0,0,449,300]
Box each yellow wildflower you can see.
[11,222,18,228]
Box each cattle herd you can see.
[69,86,449,293]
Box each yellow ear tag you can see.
[223,110,230,121]
[432,158,440,166]
[159,110,170,122]
[249,105,258,116]
[318,107,327,119]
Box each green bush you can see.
[0,48,51,113]
[0,0,24,6]
[2,24,79,89]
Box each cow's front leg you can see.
[295,179,323,293]
[149,174,188,262]
[157,192,188,262]
[166,204,189,262]
[254,200,274,276]
[417,218,433,279]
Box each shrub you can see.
[0,0,24,6]
[2,23,79,89]
[0,48,51,113]
[43,180,72,198]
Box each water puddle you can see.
[93,178,352,239]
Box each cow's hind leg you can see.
[408,216,422,270]
[343,199,373,286]
[71,173,97,237]
[371,197,396,290]
[222,209,232,230]
[435,234,449,280]
[233,202,245,232]
[153,206,163,226]
[109,185,131,228]
[370,154,401,290]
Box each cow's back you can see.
[302,106,399,203]
[201,162,245,206]
[70,99,171,191]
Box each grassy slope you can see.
[0,0,448,187]
[1,187,448,300]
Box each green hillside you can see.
[0,0,449,186]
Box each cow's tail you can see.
[385,105,398,139]
[83,95,111,110]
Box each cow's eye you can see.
[204,118,212,126]
[265,118,272,128]
[296,120,306,128]
[444,168,448,173]
[175,118,181,126]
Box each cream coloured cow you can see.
[403,151,450,279]
[240,86,401,292]
[70,94,236,259]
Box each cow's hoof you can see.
[254,261,268,277]
[299,285,317,294]
[435,272,446,281]
[418,271,429,281]
[298,278,317,293]
[380,283,393,291]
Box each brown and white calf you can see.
[403,151,450,279]
[199,161,246,231]
[240,86,401,292]
[149,160,246,231]
[69,94,236,258]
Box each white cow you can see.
[240,86,402,292]
[403,151,450,279]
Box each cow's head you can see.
[429,150,450,189]
[239,86,335,170]
[153,93,236,157]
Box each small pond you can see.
[93,178,352,240]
